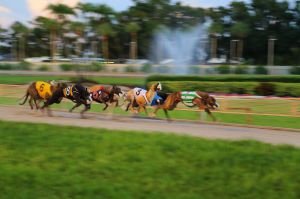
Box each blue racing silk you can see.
[151,93,163,106]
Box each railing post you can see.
[246,108,253,125]
[291,100,298,116]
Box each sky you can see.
[0,0,295,28]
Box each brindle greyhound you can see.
[19,81,67,109]
[41,84,92,117]
[153,91,219,121]
[89,85,123,111]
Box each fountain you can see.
[151,20,211,74]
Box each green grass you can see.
[0,75,144,86]
[1,120,300,198]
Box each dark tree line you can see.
[0,0,300,65]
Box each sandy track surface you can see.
[1,105,300,147]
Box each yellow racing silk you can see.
[63,85,73,97]
[35,81,52,99]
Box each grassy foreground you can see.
[1,121,300,198]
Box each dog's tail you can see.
[19,91,29,105]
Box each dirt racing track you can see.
[1,105,300,147]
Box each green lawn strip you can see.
[0,75,144,86]
[146,74,300,83]
[2,96,300,130]
[0,120,300,199]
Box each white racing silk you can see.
[133,87,154,105]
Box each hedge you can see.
[60,62,105,72]
[146,75,300,84]
[148,81,300,97]
[0,61,31,70]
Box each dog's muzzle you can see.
[214,103,220,109]
[86,95,92,105]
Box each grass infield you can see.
[1,120,300,198]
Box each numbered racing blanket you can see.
[35,81,52,99]
[133,87,155,105]
[63,85,74,98]
[180,91,201,107]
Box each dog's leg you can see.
[70,103,81,112]
[205,108,216,122]
[80,104,91,119]
[103,102,109,111]
[163,109,172,122]
[29,97,33,110]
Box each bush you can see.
[289,66,300,75]
[254,83,276,96]
[125,66,138,73]
[275,83,300,97]
[155,66,170,73]
[188,66,201,74]
[0,61,31,70]
[89,62,105,71]
[60,64,74,71]
[0,63,12,70]
[17,61,31,70]
[216,65,231,74]
[38,65,50,71]
[255,65,268,74]
[146,74,300,84]
[148,81,300,97]
[148,81,257,94]
[140,63,152,73]
[234,65,249,74]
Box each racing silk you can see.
[133,87,156,105]
[180,91,201,107]
[35,81,52,99]
[90,86,106,100]
[151,93,163,106]
[63,85,74,98]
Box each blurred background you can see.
[0,0,299,73]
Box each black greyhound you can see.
[41,84,92,117]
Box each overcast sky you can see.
[0,0,295,27]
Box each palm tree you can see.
[208,22,223,59]
[47,3,75,22]
[35,17,60,61]
[78,3,116,59]
[230,22,250,60]
[10,22,30,60]
[69,22,86,57]
[47,3,75,60]
[125,22,140,59]
[97,23,115,59]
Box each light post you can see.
[267,38,277,66]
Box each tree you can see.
[47,3,75,22]
[69,22,86,57]
[47,3,75,60]
[230,22,250,59]
[125,22,140,59]
[10,22,30,60]
[209,22,224,58]
[34,16,60,61]
[97,23,115,59]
